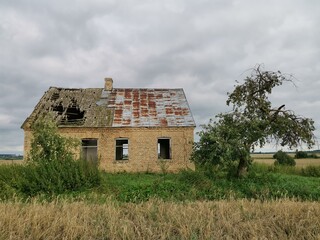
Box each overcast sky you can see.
[1,0,320,154]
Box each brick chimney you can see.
[104,78,113,91]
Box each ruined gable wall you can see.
[23,130,32,160]
[23,127,195,172]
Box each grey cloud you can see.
[1,0,320,153]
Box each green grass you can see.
[91,168,320,202]
[1,164,320,202]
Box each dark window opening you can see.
[81,139,98,163]
[158,138,171,159]
[116,139,129,160]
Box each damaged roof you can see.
[22,86,196,129]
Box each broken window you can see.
[116,139,129,160]
[81,139,98,163]
[158,138,171,159]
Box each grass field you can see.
[252,153,320,167]
[2,155,320,167]
[0,160,24,165]
[1,156,320,239]
[1,198,319,239]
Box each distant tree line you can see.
[0,154,23,160]
[295,150,318,159]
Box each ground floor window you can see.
[116,139,129,160]
[158,138,171,159]
[81,139,98,163]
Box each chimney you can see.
[104,78,113,91]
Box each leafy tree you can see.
[28,117,79,164]
[295,150,318,159]
[295,150,308,159]
[192,66,315,177]
[17,117,101,196]
[273,150,296,166]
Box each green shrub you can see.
[309,153,319,159]
[0,118,101,198]
[17,158,101,197]
[273,150,296,166]
[295,151,318,159]
[295,151,308,159]
[0,166,21,200]
[178,169,212,187]
[301,166,320,177]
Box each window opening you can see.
[158,138,171,159]
[116,139,129,160]
[81,139,98,163]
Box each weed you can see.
[301,166,320,177]
[273,150,296,166]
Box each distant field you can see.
[0,160,24,165]
[2,154,320,167]
[252,153,320,167]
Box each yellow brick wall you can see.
[23,127,195,173]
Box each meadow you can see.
[1,156,320,239]
[1,198,320,239]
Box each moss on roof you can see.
[22,87,114,129]
[22,86,196,129]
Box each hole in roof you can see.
[52,104,64,114]
[51,93,60,101]
[52,102,85,125]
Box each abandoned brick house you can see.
[21,78,196,172]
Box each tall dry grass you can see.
[1,198,320,239]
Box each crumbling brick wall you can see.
[24,127,195,172]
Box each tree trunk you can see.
[236,157,248,178]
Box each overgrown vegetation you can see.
[301,166,320,177]
[1,145,320,239]
[192,66,315,177]
[98,168,320,202]
[2,164,320,202]
[273,150,296,166]
[0,118,319,202]
[0,118,101,198]
[295,150,318,159]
